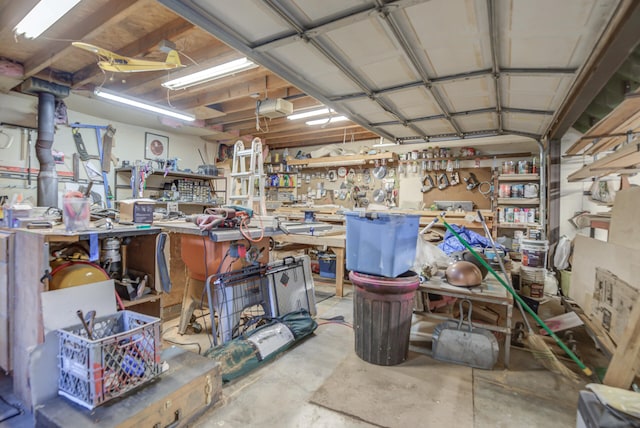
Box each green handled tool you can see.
[438,214,592,377]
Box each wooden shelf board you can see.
[498,174,540,181]
[122,292,161,308]
[115,167,224,181]
[567,142,640,182]
[408,152,533,162]
[498,222,540,229]
[497,198,540,205]
[285,152,396,167]
[565,87,640,155]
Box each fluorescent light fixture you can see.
[162,58,257,90]
[306,116,348,126]
[94,88,195,122]
[287,107,333,121]
[14,0,81,39]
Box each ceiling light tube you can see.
[287,108,333,121]
[94,88,195,122]
[14,0,81,39]
[305,116,348,126]
[162,58,257,90]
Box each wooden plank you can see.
[35,348,222,427]
[164,233,187,308]
[569,235,640,317]
[567,142,640,182]
[609,187,640,250]
[276,233,345,248]
[565,88,640,155]
[12,230,47,409]
[603,299,640,388]
[0,233,12,372]
[334,246,345,298]
[286,151,396,167]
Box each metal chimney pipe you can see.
[35,91,58,207]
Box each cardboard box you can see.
[119,199,155,224]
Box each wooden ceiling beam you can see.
[24,0,146,78]
[264,128,373,143]
[264,130,378,148]
[218,90,307,115]
[0,0,40,41]
[169,73,293,111]
[216,97,322,129]
[72,16,196,88]
[141,48,247,101]
[251,123,366,139]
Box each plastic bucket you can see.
[520,266,546,299]
[520,239,548,269]
[345,212,419,278]
[350,270,420,366]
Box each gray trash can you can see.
[351,271,420,366]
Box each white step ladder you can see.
[229,137,267,216]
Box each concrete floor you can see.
[0,284,605,427]
[163,284,601,428]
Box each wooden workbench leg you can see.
[333,246,345,297]
[504,303,512,369]
[178,277,195,334]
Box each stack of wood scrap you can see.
[569,187,640,388]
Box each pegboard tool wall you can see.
[421,167,493,210]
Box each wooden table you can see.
[414,275,514,368]
[275,230,347,297]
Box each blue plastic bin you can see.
[345,212,420,278]
[318,253,337,279]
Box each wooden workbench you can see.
[10,224,162,410]
[414,275,514,368]
[273,207,493,231]
[275,230,347,297]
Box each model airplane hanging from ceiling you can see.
[72,42,185,73]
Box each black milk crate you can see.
[57,310,161,409]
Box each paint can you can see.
[521,239,548,269]
[517,160,530,174]
[511,184,524,198]
[529,228,542,240]
[499,184,511,198]
[520,266,546,299]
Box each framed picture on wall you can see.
[144,132,169,160]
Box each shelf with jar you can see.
[114,167,226,206]
[265,172,300,189]
[496,206,540,227]
[286,151,396,168]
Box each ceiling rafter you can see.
[24,0,145,78]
